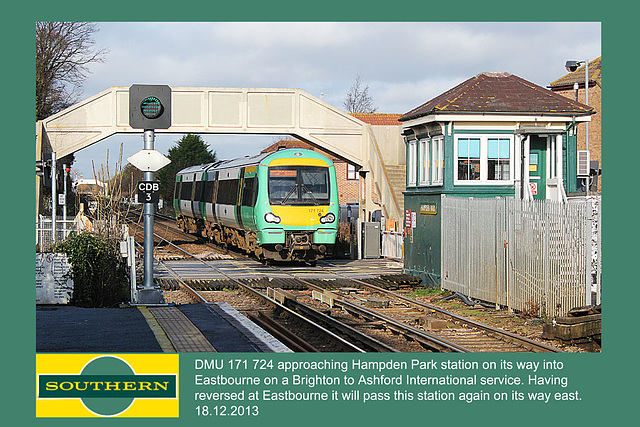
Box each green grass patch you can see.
[407,287,447,298]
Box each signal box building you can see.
[399,72,594,283]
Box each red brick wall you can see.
[334,162,360,205]
[554,85,602,190]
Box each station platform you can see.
[36,302,292,353]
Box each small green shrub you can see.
[52,232,130,307]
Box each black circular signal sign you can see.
[129,85,171,129]
[140,96,164,119]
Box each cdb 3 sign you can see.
[137,181,160,204]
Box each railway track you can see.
[126,220,374,352]
[124,207,563,353]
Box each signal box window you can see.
[488,138,510,180]
[454,134,514,184]
[407,140,417,186]
[457,138,481,181]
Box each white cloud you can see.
[73,21,600,176]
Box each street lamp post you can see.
[565,59,590,194]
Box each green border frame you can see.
[13,4,632,426]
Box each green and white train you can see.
[174,148,339,263]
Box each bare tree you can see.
[343,74,378,114]
[36,22,108,120]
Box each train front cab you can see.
[255,150,339,262]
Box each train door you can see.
[180,173,196,217]
[215,168,241,228]
[203,170,218,223]
[240,167,258,231]
[529,136,547,200]
[192,172,205,219]
[173,175,182,213]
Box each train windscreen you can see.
[268,166,330,205]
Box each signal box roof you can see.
[400,72,595,122]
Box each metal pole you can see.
[584,59,589,152]
[51,152,57,243]
[143,130,155,289]
[584,59,590,195]
[62,164,67,238]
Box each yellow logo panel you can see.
[36,354,179,418]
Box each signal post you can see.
[128,85,172,305]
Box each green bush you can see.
[52,232,130,307]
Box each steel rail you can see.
[130,223,368,353]
[317,262,564,353]
[331,296,469,352]
[230,259,470,352]
[128,208,560,352]
[131,239,207,303]
[245,312,319,353]
[282,298,400,353]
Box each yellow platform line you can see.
[149,307,218,353]
[137,306,176,353]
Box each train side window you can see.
[194,180,204,202]
[241,177,256,207]
[174,180,181,200]
[217,179,239,205]
[217,180,228,204]
[251,177,258,206]
[180,181,193,200]
[203,180,215,203]
[230,179,240,205]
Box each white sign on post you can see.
[127,149,170,172]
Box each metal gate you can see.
[362,221,381,259]
[382,231,403,260]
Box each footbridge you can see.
[36,86,403,238]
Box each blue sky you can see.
[70,22,601,179]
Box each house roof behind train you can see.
[350,113,402,126]
[549,57,601,90]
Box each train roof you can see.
[176,163,217,175]
[213,151,272,169]
[176,148,333,175]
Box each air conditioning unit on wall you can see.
[577,150,590,176]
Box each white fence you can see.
[441,195,599,318]
[36,216,76,251]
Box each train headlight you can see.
[319,212,336,224]
[264,212,281,224]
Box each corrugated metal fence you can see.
[441,195,598,318]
